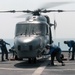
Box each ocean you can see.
[53,38,75,51]
[1,38,75,52]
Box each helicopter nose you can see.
[16,39,33,51]
[15,36,41,51]
[23,38,34,43]
[17,44,33,51]
[15,35,35,44]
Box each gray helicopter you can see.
[0,2,74,63]
[14,10,54,63]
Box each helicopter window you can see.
[15,23,46,36]
[15,24,30,36]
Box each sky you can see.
[0,0,75,39]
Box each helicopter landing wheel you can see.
[28,58,32,63]
[28,58,37,63]
[33,57,37,63]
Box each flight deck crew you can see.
[0,39,10,61]
[64,40,75,60]
[46,43,65,66]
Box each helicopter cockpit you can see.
[15,22,49,36]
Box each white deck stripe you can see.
[32,59,50,75]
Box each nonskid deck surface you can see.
[0,52,74,75]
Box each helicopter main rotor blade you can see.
[0,1,74,13]
[39,2,71,10]
[59,10,75,12]
[0,10,33,13]
[41,9,75,13]
[0,2,73,13]
[0,9,75,13]
[15,9,75,18]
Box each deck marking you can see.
[32,58,50,75]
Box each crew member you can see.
[0,39,10,61]
[46,43,65,66]
[64,40,75,60]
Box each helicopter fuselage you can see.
[14,15,51,60]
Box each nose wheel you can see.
[28,57,36,63]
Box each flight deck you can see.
[0,52,74,75]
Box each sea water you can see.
[53,38,75,51]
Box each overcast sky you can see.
[0,0,75,39]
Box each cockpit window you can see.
[15,23,47,36]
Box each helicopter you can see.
[14,9,54,63]
[0,2,75,63]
